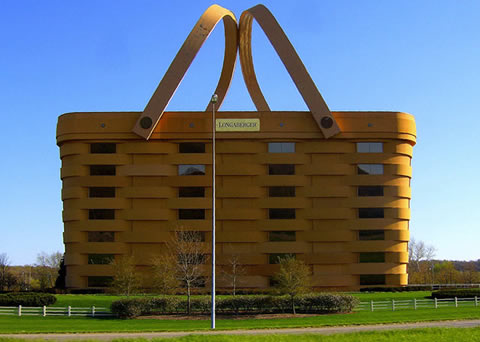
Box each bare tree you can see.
[222,254,245,296]
[166,230,207,315]
[408,238,436,283]
[273,256,311,314]
[35,251,63,290]
[0,253,11,291]
[111,255,141,296]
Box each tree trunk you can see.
[291,295,296,315]
[187,284,191,315]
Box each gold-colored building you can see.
[56,4,416,290]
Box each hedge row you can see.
[111,293,358,318]
[431,288,480,299]
[0,293,57,306]
[360,286,432,292]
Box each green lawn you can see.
[2,327,480,341]
[1,307,480,334]
[51,292,433,309]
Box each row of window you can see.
[87,186,384,199]
[86,274,385,287]
[86,252,385,266]
[86,230,386,243]
[89,142,384,155]
[87,208,386,220]
[88,163,386,177]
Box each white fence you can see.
[0,305,113,317]
[357,297,480,311]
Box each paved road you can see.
[2,320,480,340]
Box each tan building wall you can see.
[57,110,416,290]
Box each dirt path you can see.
[2,320,480,341]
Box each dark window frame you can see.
[269,186,295,197]
[90,165,116,176]
[360,274,386,286]
[269,208,296,219]
[268,164,295,175]
[268,253,296,264]
[268,231,296,242]
[178,209,205,220]
[358,208,384,219]
[179,187,205,198]
[358,186,384,197]
[88,209,115,220]
[178,165,206,176]
[359,252,385,263]
[90,143,116,154]
[179,142,206,153]
[358,230,385,241]
[89,187,116,198]
[87,254,115,265]
[88,231,115,242]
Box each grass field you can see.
[51,292,433,308]
[1,307,480,333]
[1,327,480,341]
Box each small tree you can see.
[273,256,311,314]
[151,254,178,295]
[166,230,207,315]
[222,254,245,296]
[111,255,140,296]
[0,253,10,291]
[36,251,63,290]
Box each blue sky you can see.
[1,1,479,265]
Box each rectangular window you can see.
[88,254,114,265]
[178,254,206,265]
[358,208,384,219]
[179,142,205,153]
[268,253,295,264]
[89,187,116,198]
[357,142,383,153]
[178,165,206,176]
[357,164,384,175]
[177,231,206,242]
[360,274,386,286]
[88,231,115,242]
[88,209,115,220]
[268,142,295,153]
[90,143,116,154]
[87,276,113,287]
[269,186,295,197]
[178,209,205,220]
[359,252,385,263]
[269,208,295,219]
[358,186,384,197]
[90,165,116,176]
[179,187,205,198]
[358,230,385,241]
[268,164,295,175]
[269,231,296,242]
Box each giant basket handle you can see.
[133,4,238,140]
[239,5,340,138]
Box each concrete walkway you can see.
[2,320,480,341]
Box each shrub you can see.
[431,288,480,299]
[0,293,57,306]
[111,298,151,319]
[110,293,358,318]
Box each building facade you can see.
[57,110,416,290]
[56,4,416,290]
